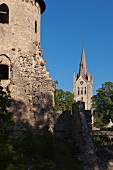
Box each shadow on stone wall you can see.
[72,101,101,170]
[54,110,72,140]
[10,98,113,170]
[10,99,28,129]
[72,101,113,170]
[10,92,54,133]
[54,101,113,170]
[32,92,54,133]
[96,146,113,170]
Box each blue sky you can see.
[41,0,113,95]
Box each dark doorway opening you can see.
[0,64,9,79]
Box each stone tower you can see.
[73,44,93,110]
[0,0,55,131]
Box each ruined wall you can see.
[54,110,72,140]
[54,101,101,169]
[0,0,55,131]
[72,101,100,170]
[0,0,41,53]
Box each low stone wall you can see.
[72,101,100,170]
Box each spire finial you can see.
[79,42,87,78]
[82,40,84,48]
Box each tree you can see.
[54,88,75,112]
[92,81,113,127]
[0,86,14,169]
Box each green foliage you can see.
[0,83,82,170]
[0,86,14,137]
[54,88,75,112]
[92,81,113,127]
[11,131,83,170]
[54,140,82,170]
[0,86,14,169]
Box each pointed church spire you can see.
[79,42,87,78]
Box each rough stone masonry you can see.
[0,0,55,131]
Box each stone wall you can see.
[0,0,41,52]
[54,102,102,170]
[0,0,55,132]
[72,101,100,170]
[9,47,55,131]
[54,110,72,140]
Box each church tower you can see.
[73,44,93,110]
[0,0,55,130]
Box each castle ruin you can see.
[0,0,55,131]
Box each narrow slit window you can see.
[84,87,86,94]
[0,4,9,24]
[0,64,9,80]
[78,87,80,95]
[35,21,37,33]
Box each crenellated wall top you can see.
[22,0,46,13]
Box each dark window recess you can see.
[35,21,37,33]
[78,87,80,95]
[84,87,86,94]
[81,87,83,94]
[0,65,9,80]
[81,97,83,101]
[0,4,9,24]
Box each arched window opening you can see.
[78,87,80,95]
[84,87,86,94]
[81,87,83,94]
[0,4,9,24]
[0,64,9,80]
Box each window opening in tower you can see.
[35,21,37,33]
[84,87,86,94]
[81,87,83,94]
[0,64,9,79]
[0,3,9,24]
[78,87,80,95]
